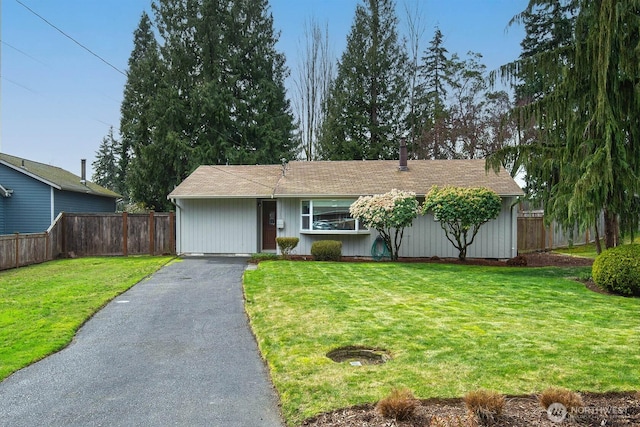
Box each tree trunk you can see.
[594,218,602,255]
[458,247,466,261]
[603,208,619,249]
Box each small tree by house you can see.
[422,186,501,261]
[350,189,419,261]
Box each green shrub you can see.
[310,240,342,261]
[250,253,279,262]
[276,237,299,258]
[592,244,640,296]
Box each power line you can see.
[0,74,38,93]
[1,40,47,65]
[14,0,126,77]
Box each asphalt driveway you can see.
[0,257,283,427]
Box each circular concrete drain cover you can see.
[326,346,390,365]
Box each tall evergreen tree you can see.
[490,0,640,248]
[413,28,453,159]
[513,1,576,207]
[120,11,164,209]
[318,0,408,160]
[220,0,295,165]
[562,0,640,247]
[122,0,295,210]
[92,127,121,193]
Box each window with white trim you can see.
[301,200,368,232]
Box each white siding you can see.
[278,197,518,259]
[176,198,257,254]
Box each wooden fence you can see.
[0,212,175,271]
[517,215,600,252]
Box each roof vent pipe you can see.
[399,138,408,171]
[81,159,87,185]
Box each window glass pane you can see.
[301,199,367,232]
[312,200,356,230]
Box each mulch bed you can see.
[301,392,640,427]
[291,252,639,427]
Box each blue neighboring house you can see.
[0,153,120,234]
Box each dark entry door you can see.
[262,200,277,251]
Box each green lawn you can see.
[555,236,640,259]
[244,261,640,425]
[0,256,173,381]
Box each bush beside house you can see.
[592,244,640,296]
[311,240,342,261]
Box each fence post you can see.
[15,233,20,268]
[169,211,175,254]
[149,211,155,255]
[122,212,128,256]
[61,213,66,255]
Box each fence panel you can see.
[518,214,604,252]
[126,214,151,255]
[152,213,174,255]
[1,212,175,271]
[0,233,48,269]
[518,217,545,252]
[48,214,64,259]
[64,214,124,256]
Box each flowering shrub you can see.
[422,186,502,260]
[350,189,419,261]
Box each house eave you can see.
[168,194,274,200]
[0,160,62,190]
[169,191,523,199]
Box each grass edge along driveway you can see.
[244,261,640,426]
[0,256,174,381]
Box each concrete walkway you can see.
[0,257,283,427]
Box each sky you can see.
[1,0,527,179]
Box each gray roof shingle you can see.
[169,160,523,199]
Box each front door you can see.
[261,200,277,251]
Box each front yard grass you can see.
[0,256,172,381]
[244,261,640,426]
[554,236,640,258]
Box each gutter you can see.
[168,197,182,255]
[0,184,13,198]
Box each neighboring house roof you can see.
[0,153,120,198]
[169,159,523,199]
